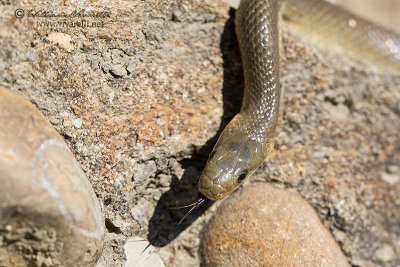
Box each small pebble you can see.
[71,117,83,129]
[124,237,164,267]
[381,172,400,185]
[375,244,395,262]
[110,65,128,77]
[47,32,74,52]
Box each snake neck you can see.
[235,0,281,146]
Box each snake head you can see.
[198,125,266,201]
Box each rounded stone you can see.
[0,89,105,266]
[201,183,349,267]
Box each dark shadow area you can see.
[147,8,244,247]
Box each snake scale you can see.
[196,0,400,201]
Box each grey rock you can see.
[110,65,128,78]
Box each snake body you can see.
[198,0,400,201]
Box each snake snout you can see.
[198,172,231,201]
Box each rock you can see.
[374,244,395,262]
[381,171,400,185]
[94,233,126,267]
[1,0,400,266]
[71,117,83,129]
[0,89,104,266]
[322,102,350,121]
[201,184,349,267]
[381,165,400,185]
[110,65,128,78]
[124,237,165,267]
[47,32,74,52]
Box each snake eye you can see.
[237,171,248,183]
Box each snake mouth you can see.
[198,173,230,201]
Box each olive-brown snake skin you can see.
[197,0,400,201]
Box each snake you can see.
[195,0,400,202]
